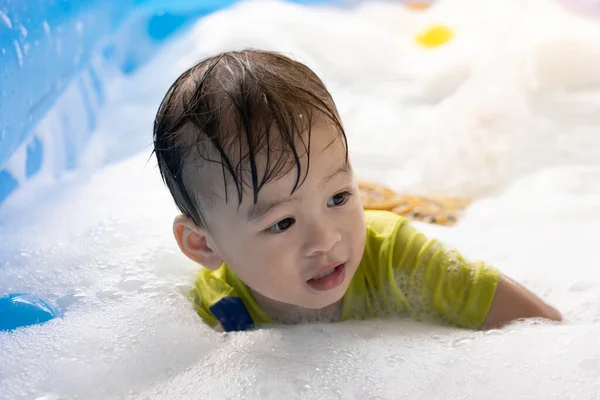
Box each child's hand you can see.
[482,276,563,329]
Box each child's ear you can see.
[172,215,223,270]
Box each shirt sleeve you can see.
[190,268,223,328]
[190,266,267,331]
[385,215,500,329]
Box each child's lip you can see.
[306,264,346,291]
[307,262,345,281]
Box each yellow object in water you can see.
[404,2,432,10]
[416,24,454,48]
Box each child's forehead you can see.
[193,120,349,217]
[241,134,350,200]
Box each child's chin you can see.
[304,286,347,310]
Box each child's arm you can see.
[483,275,562,329]
[387,218,562,329]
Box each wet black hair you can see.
[153,50,347,229]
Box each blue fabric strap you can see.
[209,297,255,332]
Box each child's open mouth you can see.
[307,264,345,291]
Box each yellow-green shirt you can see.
[191,210,500,332]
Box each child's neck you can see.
[251,289,343,325]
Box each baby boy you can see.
[152,50,562,332]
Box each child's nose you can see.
[304,221,341,257]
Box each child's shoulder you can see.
[192,265,270,330]
[191,266,234,326]
[359,210,410,269]
[193,265,249,309]
[363,209,409,237]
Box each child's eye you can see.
[267,217,295,233]
[327,191,352,207]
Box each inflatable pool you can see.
[2,0,600,398]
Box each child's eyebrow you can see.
[246,197,297,223]
[319,161,351,190]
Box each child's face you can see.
[207,123,367,310]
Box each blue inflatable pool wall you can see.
[0,0,246,207]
